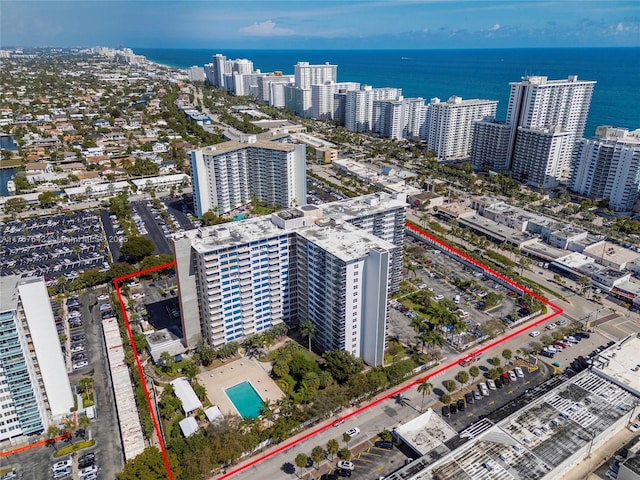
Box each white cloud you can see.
[239,20,294,37]
[490,23,500,31]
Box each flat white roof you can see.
[18,279,73,417]
[179,416,199,437]
[170,377,203,414]
[593,334,640,396]
[394,408,458,455]
[205,405,223,424]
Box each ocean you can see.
[135,48,640,136]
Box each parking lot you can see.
[0,211,109,284]
[388,236,520,355]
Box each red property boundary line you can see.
[113,261,176,480]
[115,222,563,480]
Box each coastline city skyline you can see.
[2,1,639,49]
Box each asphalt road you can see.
[132,202,172,256]
[99,209,121,262]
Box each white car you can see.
[97,294,109,301]
[546,323,557,330]
[479,383,489,396]
[508,370,517,382]
[79,466,98,476]
[629,422,640,433]
[515,367,524,378]
[434,295,444,301]
[337,460,355,470]
[345,427,360,437]
[486,379,496,391]
[52,460,72,471]
[132,293,145,300]
[99,303,111,311]
[53,469,71,479]
[71,345,85,353]
[529,330,540,337]
[73,361,89,370]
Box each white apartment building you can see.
[507,75,595,181]
[284,85,312,117]
[187,66,206,82]
[425,96,498,160]
[173,205,396,366]
[0,277,73,442]
[189,136,307,217]
[373,97,426,140]
[570,126,640,212]
[256,74,294,104]
[294,62,337,89]
[470,118,512,172]
[311,82,360,120]
[345,86,374,133]
[510,126,573,189]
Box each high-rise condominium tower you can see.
[173,192,407,366]
[507,75,595,186]
[570,126,640,212]
[425,96,498,160]
[0,277,73,442]
[189,136,307,217]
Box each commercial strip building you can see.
[0,277,73,444]
[173,192,407,366]
[189,135,306,217]
[387,335,640,480]
[102,316,145,461]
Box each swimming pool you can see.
[225,381,263,419]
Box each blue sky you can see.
[2,1,639,49]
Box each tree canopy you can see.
[121,236,156,261]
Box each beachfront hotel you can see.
[0,277,73,442]
[173,192,407,366]
[189,135,307,217]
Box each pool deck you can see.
[197,356,284,418]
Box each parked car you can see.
[450,402,458,414]
[515,367,524,378]
[73,361,89,370]
[337,461,355,471]
[529,330,540,338]
[473,389,482,401]
[441,405,450,417]
[374,440,394,449]
[52,460,72,471]
[501,372,511,384]
[345,427,360,437]
[486,379,496,391]
[465,392,474,404]
[457,399,466,411]
[495,378,503,389]
[335,469,352,478]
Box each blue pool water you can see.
[225,381,263,419]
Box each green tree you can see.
[300,320,316,352]
[201,209,231,226]
[502,349,513,364]
[491,356,501,366]
[120,235,155,261]
[378,429,393,442]
[294,453,309,477]
[311,445,325,469]
[116,447,181,480]
[441,393,452,404]
[444,379,457,393]
[38,190,60,208]
[78,414,91,431]
[323,350,364,384]
[327,439,340,461]
[417,380,433,412]
[182,360,199,381]
[338,448,352,461]
[469,365,480,382]
[4,197,27,214]
[456,370,469,388]
[342,432,352,447]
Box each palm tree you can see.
[342,433,352,447]
[409,316,425,333]
[318,370,333,389]
[417,380,433,412]
[300,320,316,352]
[295,453,308,478]
[327,439,339,461]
